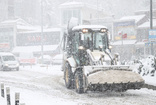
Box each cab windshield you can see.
[82,32,109,51]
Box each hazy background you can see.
[0,0,155,27]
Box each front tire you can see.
[64,62,74,89]
[75,70,85,94]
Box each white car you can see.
[38,55,52,65]
[0,52,19,71]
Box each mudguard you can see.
[67,57,77,73]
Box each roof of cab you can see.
[0,52,14,56]
[72,25,107,31]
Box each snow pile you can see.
[137,55,156,76]
[88,70,144,84]
[131,55,156,86]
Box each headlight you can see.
[100,28,107,33]
[5,64,8,66]
[82,29,88,33]
[16,63,19,66]
[109,45,112,49]
[78,46,85,50]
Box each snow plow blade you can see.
[85,66,144,92]
[87,81,144,92]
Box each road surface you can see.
[0,65,156,105]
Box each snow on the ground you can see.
[1,64,156,105]
[142,75,156,86]
[0,64,81,105]
[0,64,64,105]
[0,84,79,105]
[20,64,63,75]
[25,64,156,86]
[18,64,156,87]
[0,97,6,105]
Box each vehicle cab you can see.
[63,25,111,67]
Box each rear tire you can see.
[75,70,85,94]
[64,62,74,89]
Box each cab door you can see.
[72,32,80,65]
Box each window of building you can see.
[62,9,81,25]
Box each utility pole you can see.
[97,0,99,24]
[41,0,44,64]
[150,0,153,55]
[150,0,153,29]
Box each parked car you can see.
[18,52,36,65]
[38,55,52,65]
[51,54,63,65]
[0,52,19,71]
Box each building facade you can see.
[0,25,15,51]
[0,18,61,57]
[0,0,15,21]
[112,8,156,61]
[59,1,111,26]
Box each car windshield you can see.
[82,32,108,50]
[2,56,16,61]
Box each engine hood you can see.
[3,61,19,65]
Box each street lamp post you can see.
[150,0,153,29]
[41,0,44,64]
[150,0,153,55]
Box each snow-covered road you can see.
[0,65,156,105]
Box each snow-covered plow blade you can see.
[84,65,145,92]
[87,81,144,92]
